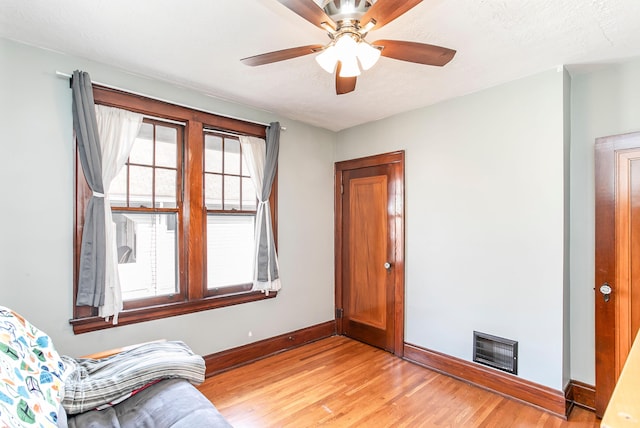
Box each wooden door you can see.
[335,151,404,355]
[595,132,640,416]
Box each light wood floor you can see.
[199,336,599,427]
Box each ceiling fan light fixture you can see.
[356,41,381,70]
[316,45,338,73]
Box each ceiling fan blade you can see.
[241,44,324,66]
[335,62,357,95]
[360,0,423,30]
[278,0,337,31]
[373,40,456,66]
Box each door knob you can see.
[600,283,612,302]
[384,262,391,270]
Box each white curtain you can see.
[239,136,281,293]
[95,105,143,323]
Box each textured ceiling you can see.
[1,0,640,131]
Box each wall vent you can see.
[473,331,518,375]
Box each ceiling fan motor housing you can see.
[320,0,376,22]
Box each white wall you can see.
[0,38,336,357]
[562,68,572,389]
[569,57,640,384]
[335,69,568,390]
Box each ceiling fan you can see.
[241,0,456,95]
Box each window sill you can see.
[69,291,277,334]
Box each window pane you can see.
[242,177,256,211]
[224,175,241,210]
[155,168,176,208]
[224,139,241,175]
[204,134,222,173]
[156,126,177,168]
[111,167,128,207]
[205,173,222,210]
[129,165,153,208]
[130,122,154,165]
[207,215,254,289]
[113,212,178,301]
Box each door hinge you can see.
[336,308,343,319]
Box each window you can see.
[71,86,277,333]
[109,120,182,306]
[204,132,256,295]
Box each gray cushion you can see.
[67,378,231,428]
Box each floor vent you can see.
[473,331,518,375]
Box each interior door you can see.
[335,151,404,355]
[595,132,640,416]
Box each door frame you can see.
[594,131,640,416]
[334,150,405,357]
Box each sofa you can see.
[65,378,230,427]
[0,306,231,427]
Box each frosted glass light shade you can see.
[357,42,381,70]
[315,45,338,73]
[339,55,361,77]
[335,34,359,62]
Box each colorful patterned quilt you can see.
[0,306,67,428]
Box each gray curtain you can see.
[256,122,280,282]
[72,70,105,307]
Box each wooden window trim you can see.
[70,292,275,334]
[71,85,277,334]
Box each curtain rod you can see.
[55,71,286,131]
